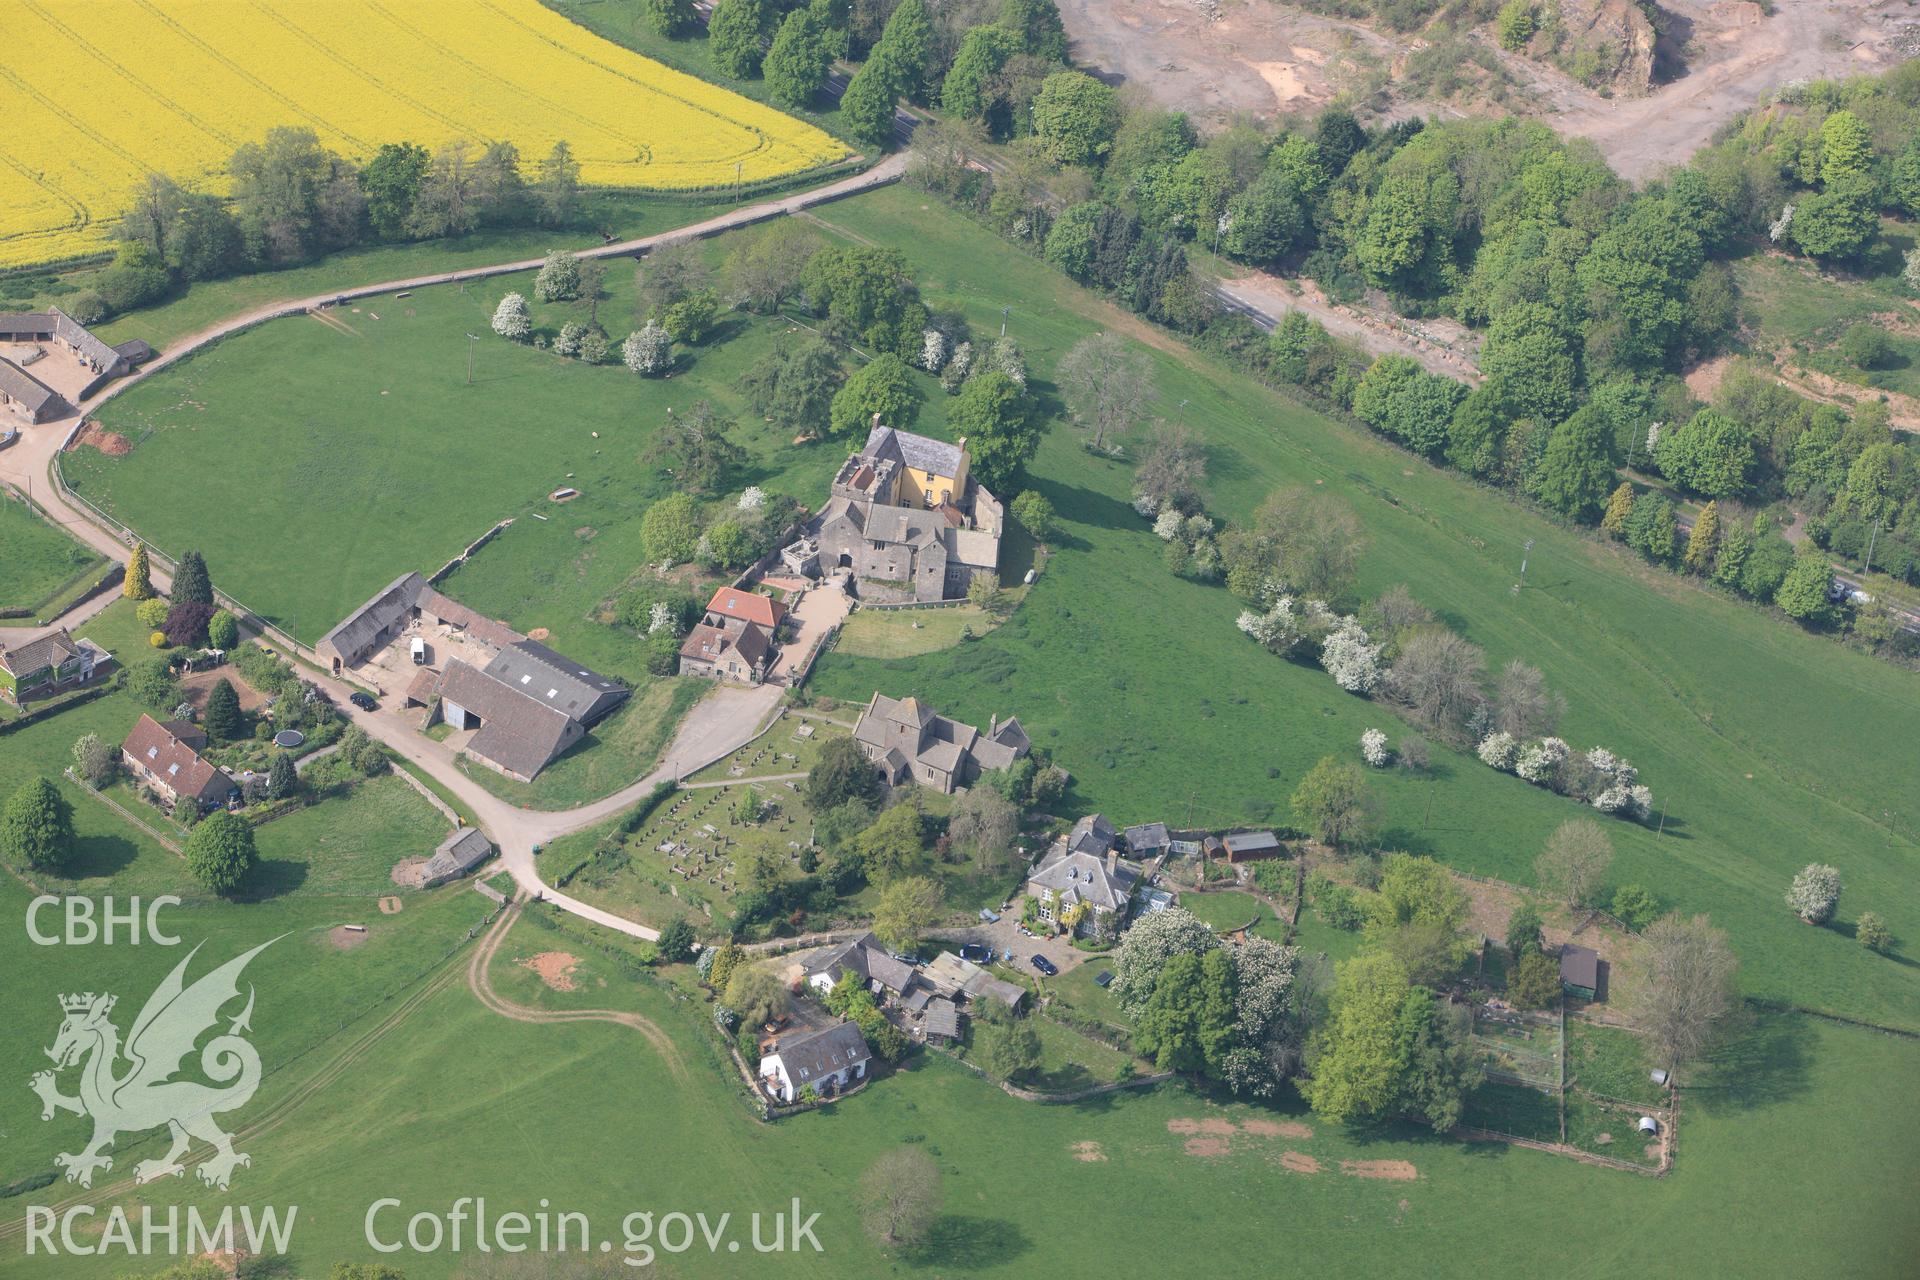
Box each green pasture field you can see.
[795,184,1920,1032]
[6,888,1914,1279]
[73,268,841,656]
[0,495,103,616]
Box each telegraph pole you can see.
[465,333,479,385]
[1512,538,1534,596]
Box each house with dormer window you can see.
[1026,814,1142,941]
[121,714,236,814]
[758,1020,871,1103]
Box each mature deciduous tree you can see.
[1290,756,1377,850]
[1,777,76,872]
[186,810,256,895]
[1535,819,1614,909]
[1637,912,1739,1074]
[859,1147,942,1248]
[1056,332,1153,451]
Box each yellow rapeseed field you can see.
[0,0,846,268]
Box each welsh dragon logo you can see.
[30,939,276,1190]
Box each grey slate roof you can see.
[483,638,627,724]
[1560,945,1600,990]
[437,659,577,780]
[772,1020,870,1085]
[922,998,961,1038]
[1124,822,1171,855]
[318,572,427,665]
[1029,843,1137,913]
[1068,813,1117,856]
[863,424,965,480]
[50,307,122,369]
[0,626,79,676]
[423,827,493,883]
[807,933,876,984]
[0,358,62,416]
[1223,830,1282,857]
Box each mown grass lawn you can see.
[800,184,1920,1032]
[1180,888,1286,938]
[250,773,454,898]
[0,493,104,614]
[834,602,1008,658]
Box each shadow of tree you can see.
[1685,1010,1816,1114]
[902,1215,1031,1271]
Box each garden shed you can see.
[1560,945,1600,1001]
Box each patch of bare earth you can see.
[378,896,404,915]
[73,422,131,455]
[1184,1137,1232,1157]
[521,951,582,992]
[1240,1118,1313,1139]
[1072,1141,1108,1162]
[1280,1150,1323,1174]
[390,856,428,889]
[1341,1159,1418,1181]
[1167,1117,1238,1136]
[327,925,371,950]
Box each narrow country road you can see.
[0,158,900,941]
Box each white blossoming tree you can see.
[918,327,949,373]
[1183,514,1215,541]
[534,249,582,302]
[941,340,973,393]
[490,292,531,341]
[623,322,672,376]
[647,602,674,634]
[554,322,586,357]
[737,485,766,511]
[1785,863,1842,924]
[1478,731,1518,771]
[1360,728,1390,767]
[1515,736,1567,784]
[1133,491,1161,518]
[1154,508,1186,541]
[1320,619,1382,693]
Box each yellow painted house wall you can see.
[901,448,969,509]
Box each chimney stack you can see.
[1105,850,1117,876]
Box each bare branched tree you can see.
[949,785,1019,881]
[1493,659,1565,739]
[860,1146,943,1249]
[1056,332,1155,452]
[1382,627,1486,744]
[1637,912,1741,1075]
[1533,819,1614,909]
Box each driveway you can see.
[767,581,851,683]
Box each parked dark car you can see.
[1030,954,1058,977]
[348,691,378,711]
[959,943,991,963]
